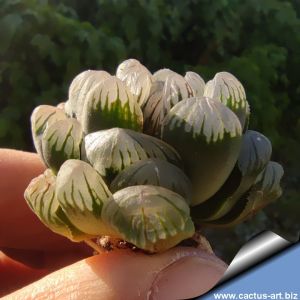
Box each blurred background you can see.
[0,0,299,262]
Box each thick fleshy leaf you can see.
[253,161,284,204]
[192,130,272,221]
[56,102,66,110]
[83,128,182,181]
[162,96,242,205]
[204,72,249,129]
[152,68,177,82]
[66,70,110,119]
[184,71,205,96]
[159,72,194,107]
[110,158,192,202]
[116,59,152,107]
[81,76,143,133]
[143,72,194,137]
[31,105,67,159]
[42,118,84,173]
[24,169,88,241]
[142,81,164,136]
[103,185,194,252]
[206,161,284,227]
[56,160,116,236]
[238,130,272,176]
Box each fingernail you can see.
[150,254,226,299]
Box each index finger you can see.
[0,149,85,251]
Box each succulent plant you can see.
[25,58,284,253]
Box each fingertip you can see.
[0,149,79,251]
[0,149,45,203]
[0,149,45,176]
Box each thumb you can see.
[5,246,227,300]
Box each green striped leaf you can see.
[56,160,116,236]
[238,130,272,176]
[143,72,194,137]
[192,130,272,222]
[184,71,205,96]
[204,72,250,129]
[81,76,143,133]
[162,96,242,205]
[142,81,164,136]
[206,161,284,227]
[103,185,194,252]
[83,128,182,181]
[116,59,152,107]
[24,169,88,241]
[253,161,284,205]
[110,158,192,202]
[31,105,67,159]
[152,68,177,82]
[42,118,83,173]
[66,70,110,119]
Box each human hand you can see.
[0,149,227,299]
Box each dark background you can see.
[0,0,299,262]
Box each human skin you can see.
[0,149,227,299]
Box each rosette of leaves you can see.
[25,59,284,253]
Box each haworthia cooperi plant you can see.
[25,59,284,253]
